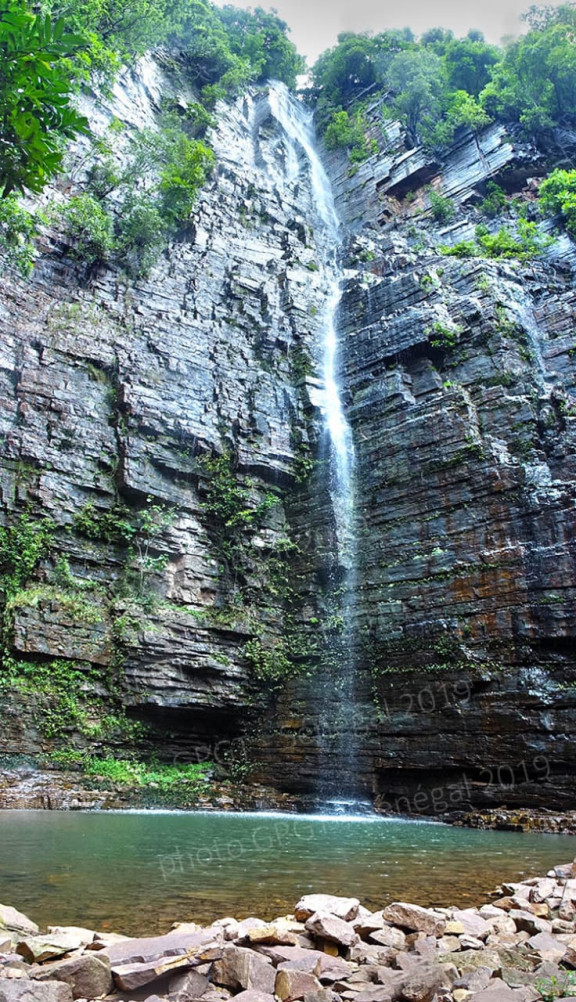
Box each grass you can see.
[47,750,212,791]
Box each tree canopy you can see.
[0,0,88,197]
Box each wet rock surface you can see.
[3,864,576,1002]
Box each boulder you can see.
[0,910,38,939]
[367,927,405,950]
[31,954,112,999]
[168,969,211,1000]
[276,970,322,1001]
[0,983,72,1002]
[211,945,275,995]
[16,936,81,965]
[295,898,360,923]
[305,914,358,948]
[112,955,192,991]
[451,910,491,940]
[102,930,217,967]
[527,932,567,963]
[382,904,445,938]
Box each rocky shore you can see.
[3,864,576,1002]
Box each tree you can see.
[444,37,500,96]
[0,0,88,197]
[389,48,447,143]
[217,6,304,88]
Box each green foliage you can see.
[0,194,39,275]
[428,189,454,223]
[427,321,461,349]
[198,453,277,562]
[115,194,166,278]
[442,220,552,261]
[157,133,214,225]
[0,511,54,602]
[48,750,212,790]
[217,6,304,88]
[0,0,88,198]
[534,972,576,1002]
[480,181,507,218]
[389,48,447,143]
[324,108,376,162]
[539,168,576,239]
[243,636,292,683]
[59,193,115,265]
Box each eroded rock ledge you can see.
[3,864,576,1002]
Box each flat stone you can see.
[31,954,112,999]
[295,898,360,923]
[103,930,217,967]
[305,914,358,948]
[531,879,558,903]
[232,993,275,1002]
[0,909,38,938]
[382,904,445,938]
[444,921,465,935]
[46,929,95,948]
[244,924,299,947]
[527,931,567,963]
[112,955,192,990]
[451,910,491,940]
[459,936,483,951]
[354,913,386,937]
[0,983,73,1002]
[16,936,81,965]
[302,991,340,1002]
[367,927,405,950]
[276,970,322,1001]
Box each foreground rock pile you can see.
[3,864,576,1002]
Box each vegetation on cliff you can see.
[310,4,576,153]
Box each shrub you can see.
[480,181,507,217]
[429,190,455,223]
[0,195,38,276]
[539,168,576,239]
[61,194,115,265]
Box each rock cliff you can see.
[1,64,575,814]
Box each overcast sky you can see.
[212,0,563,63]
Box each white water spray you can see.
[268,83,359,800]
[268,82,356,568]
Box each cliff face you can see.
[1,66,575,814]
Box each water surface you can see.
[0,809,570,936]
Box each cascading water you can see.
[268,83,361,803]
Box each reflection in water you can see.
[0,810,570,936]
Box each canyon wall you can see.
[1,67,575,814]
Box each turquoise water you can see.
[0,809,571,936]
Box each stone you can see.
[531,879,558,903]
[15,937,81,965]
[354,914,385,937]
[244,924,299,947]
[168,969,211,1000]
[276,970,322,1001]
[459,936,483,951]
[401,962,452,1002]
[303,991,340,1002]
[305,914,358,948]
[367,927,405,950]
[31,955,112,999]
[527,932,566,963]
[103,930,217,967]
[232,993,275,1002]
[451,910,491,940]
[0,983,73,1002]
[0,911,38,939]
[112,955,193,991]
[45,929,94,948]
[444,921,465,935]
[295,898,360,923]
[381,904,445,938]
[438,936,461,952]
[211,946,275,995]
[512,911,552,936]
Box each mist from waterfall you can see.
[268,82,359,803]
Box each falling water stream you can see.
[268,84,360,803]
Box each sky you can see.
[212,0,563,64]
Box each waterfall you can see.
[268,83,360,802]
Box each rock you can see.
[168,969,211,1000]
[102,930,217,967]
[244,923,299,947]
[112,955,193,991]
[367,928,405,950]
[31,954,112,999]
[444,921,465,935]
[295,898,360,923]
[211,945,275,995]
[354,914,385,937]
[401,962,452,1002]
[16,936,82,965]
[305,914,358,948]
[303,991,340,1002]
[0,983,73,1002]
[526,932,566,963]
[232,993,275,1002]
[452,992,470,1002]
[451,910,491,940]
[276,970,322,1001]
[381,904,445,938]
[348,987,393,1002]
[0,911,38,939]
[235,921,268,940]
[552,919,575,934]
[45,929,94,948]
[459,936,483,951]
[452,968,493,992]
[466,986,539,1002]
[348,945,395,966]
[438,936,461,953]
[531,879,558,903]
[512,911,552,935]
